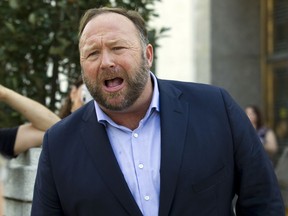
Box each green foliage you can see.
[0,0,168,127]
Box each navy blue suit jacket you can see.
[31,79,284,215]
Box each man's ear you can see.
[145,44,154,68]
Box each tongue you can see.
[106,78,123,88]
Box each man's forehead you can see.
[79,15,138,47]
[80,34,126,47]
[82,12,136,36]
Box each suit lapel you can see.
[80,103,143,216]
[158,80,189,216]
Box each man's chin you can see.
[101,100,126,112]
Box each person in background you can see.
[0,80,91,213]
[0,84,60,158]
[32,7,285,215]
[58,76,93,119]
[245,105,278,162]
[0,77,92,158]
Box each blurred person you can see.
[0,80,90,213]
[276,119,288,140]
[0,77,92,158]
[58,76,93,119]
[32,7,285,216]
[245,105,278,161]
[0,84,60,158]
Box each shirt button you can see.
[144,196,150,201]
[133,133,138,138]
[138,164,144,169]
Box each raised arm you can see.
[0,84,60,156]
[0,84,60,131]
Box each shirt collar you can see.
[94,71,159,125]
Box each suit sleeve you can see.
[220,89,285,215]
[31,131,64,215]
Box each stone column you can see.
[3,148,41,216]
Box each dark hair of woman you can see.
[246,105,263,130]
[58,76,83,119]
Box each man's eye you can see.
[113,47,125,51]
[88,51,99,57]
[91,51,99,55]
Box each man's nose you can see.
[100,50,115,69]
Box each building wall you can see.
[152,0,195,82]
[152,0,262,108]
[3,148,40,215]
[210,0,262,108]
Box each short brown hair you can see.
[78,7,149,45]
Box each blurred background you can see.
[0,0,287,214]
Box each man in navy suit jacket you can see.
[31,7,285,216]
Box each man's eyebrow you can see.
[82,43,98,52]
[106,39,128,46]
[80,37,132,51]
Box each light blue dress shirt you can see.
[94,72,161,216]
